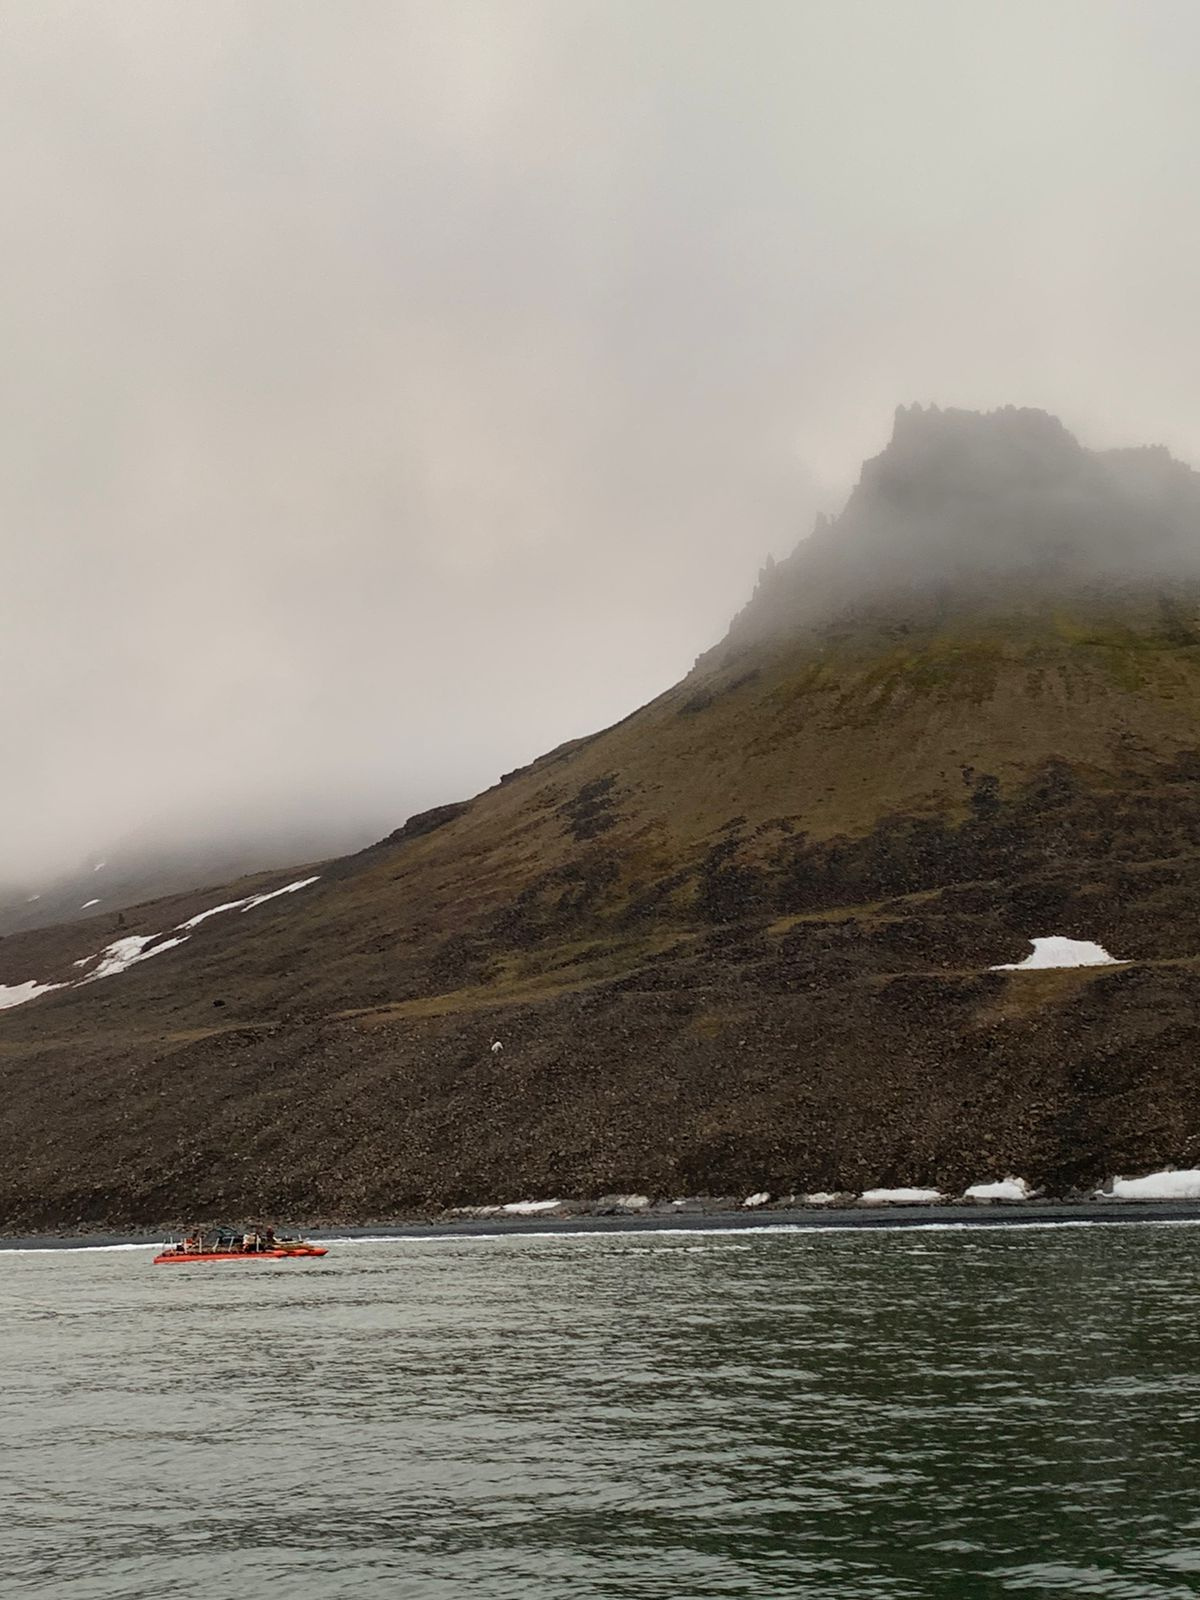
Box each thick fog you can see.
[4,0,1200,889]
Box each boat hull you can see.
[153,1247,327,1264]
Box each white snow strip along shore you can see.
[991,935,1122,970]
[964,1177,1033,1202]
[0,876,321,1011]
[860,1187,943,1205]
[1107,1168,1200,1200]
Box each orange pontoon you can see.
[154,1226,327,1264]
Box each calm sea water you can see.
[2,1223,1199,1599]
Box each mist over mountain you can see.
[731,405,1200,649]
[8,2,1200,899]
[0,825,354,939]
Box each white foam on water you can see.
[202,1215,1200,1254]
[3,1242,163,1255]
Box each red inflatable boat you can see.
[154,1226,327,1264]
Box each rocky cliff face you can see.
[2,406,1200,1229]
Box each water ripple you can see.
[1,1226,1198,1597]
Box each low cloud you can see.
[3,1,1200,884]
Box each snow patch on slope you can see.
[0,980,64,1010]
[178,897,254,931]
[991,936,1122,971]
[80,935,190,983]
[1,876,321,1011]
[240,876,321,913]
[179,876,321,930]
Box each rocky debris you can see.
[592,1193,650,1213]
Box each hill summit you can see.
[2,405,1200,1229]
[731,403,1200,644]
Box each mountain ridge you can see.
[3,405,1200,1228]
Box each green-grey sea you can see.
[2,1223,1199,1598]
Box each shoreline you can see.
[3,1198,1200,1251]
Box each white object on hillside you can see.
[860,1187,943,1205]
[81,934,190,984]
[1108,1168,1200,1201]
[239,876,321,914]
[0,979,64,1010]
[804,1192,840,1205]
[81,899,100,909]
[490,1040,503,1054]
[179,875,320,931]
[743,1191,770,1208]
[963,1177,1032,1202]
[501,1199,561,1214]
[179,897,251,930]
[609,1194,649,1208]
[991,936,1121,971]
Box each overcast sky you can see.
[3,0,1200,885]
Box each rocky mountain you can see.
[3,404,1200,1230]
